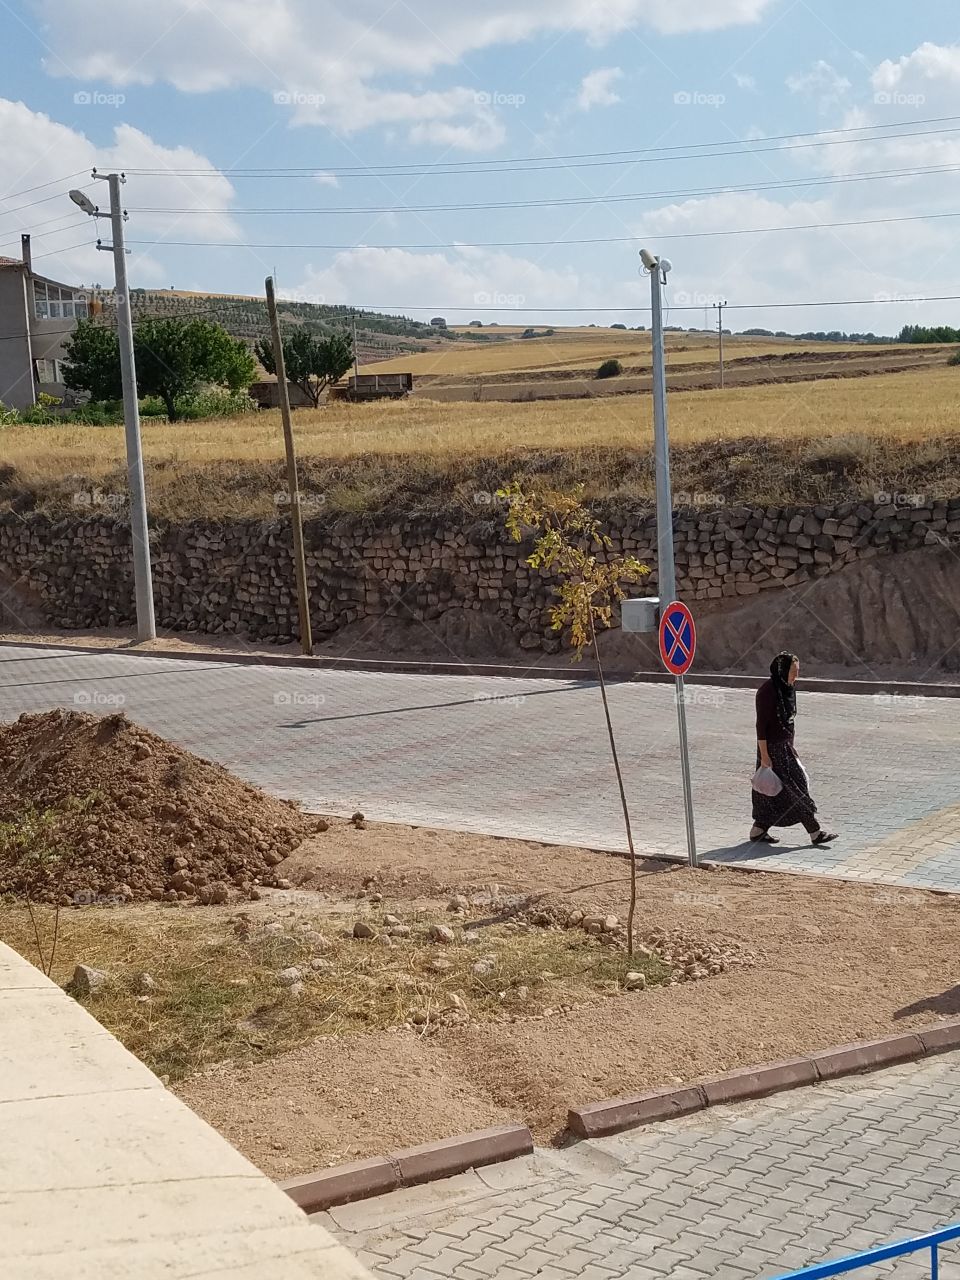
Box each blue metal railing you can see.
[771,1223,960,1279]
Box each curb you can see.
[279,1124,533,1215]
[3,639,959,698]
[567,1018,960,1140]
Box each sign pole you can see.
[675,675,698,868]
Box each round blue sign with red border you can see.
[658,600,696,676]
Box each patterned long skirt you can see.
[752,739,819,831]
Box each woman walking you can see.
[750,652,838,846]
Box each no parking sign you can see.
[658,601,697,676]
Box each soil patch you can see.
[0,709,311,902]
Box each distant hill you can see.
[91,289,458,363]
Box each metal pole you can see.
[98,172,155,641]
[648,251,697,869]
[265,276,313,655]
[675,675,699,868]
[649,259,676,604]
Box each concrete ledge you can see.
[281,1159,398,1215]
[3,639,960,698]
[811,1033,926,1080]
[568,1085,706,1139]
[701,1057,818,1106]
[918,1019,960,1056]
[393,1124,533,1186]
[281,1125,532,1214]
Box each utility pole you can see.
[715,299,727,389]
[352,312,360,385]
[641,248,698,869]
[265,276,313,655]
[89,172,156,641]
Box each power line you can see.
[118,207,960,254]
[118,113,960,178]
[2,182,99,221]
[129,161,960,216]
[1,169,89,202]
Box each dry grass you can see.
[0,900,668,1082]
[3,366,959,518]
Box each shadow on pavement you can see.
[703,838,812,863]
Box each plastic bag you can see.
[751,766,783,797]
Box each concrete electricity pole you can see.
[72,173,156,641]
[352,312,360,385]
[715,299,728,389]
[265,276,313,655]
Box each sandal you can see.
[811,829,838,845]
[749,828,780,844]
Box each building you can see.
[0,234,93,410]
[329,372,414,402]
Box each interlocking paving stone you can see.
[3,645,960,891]
[323,1053,960,1278]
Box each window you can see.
[33,281,87,321]
[35,358,64,384]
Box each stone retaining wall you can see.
[2,496,958,646]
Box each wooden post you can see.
[265,276,313,655]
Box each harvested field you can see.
[3,367,960,519]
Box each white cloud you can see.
[29,0,778,149]
[0,99,239,286]
[785,60,852,109]
[873,42,960,91]
[313,172,339,188]
[576,67,624,111]
[733,72,757,91]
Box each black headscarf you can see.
[770,651,798,730]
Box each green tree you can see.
[255,328,354,408]
[62,319,122,402]
[135,317,256,421]
[498,482,650,955]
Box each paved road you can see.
[1,644,958,889]
[318,1053,960,1279]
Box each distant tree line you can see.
[898,324,960,344]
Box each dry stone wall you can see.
[1,497,958,646]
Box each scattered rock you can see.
[384,914,401,927]
[351,811,366,829]
[472,959,496,976]
[134,972,156,994]
[287,981,304,997]
[430,924,456,945]
[70,964,109,997]
[428,958,453,973]
[310,958,333,972]
[198,882,230,906]
[387,924,412,938]
[301,930,330,950]
[353,921,376,940]
[277,966,303,987]
[261,921,284,937]
[624,971,647,992]
[447,894,469,912]
[603,915,620,933]
[315,819,330,833]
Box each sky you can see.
[2,0,960,332]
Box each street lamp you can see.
[69,175,156,641]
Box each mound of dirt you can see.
[0,709,310,904]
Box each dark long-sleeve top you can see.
[755,678,794,745]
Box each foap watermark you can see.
[681,686,726,710]
[277,288,327,305]
[472,489,518,509]
[673,291,728,308]
[870,888,928,907]
[73,689,126,709]
[874,90,926,107]
[72,488,127,511]
[874,291,925,309]
[74,89,126,108]
[473,692,526,707]
[873,692,928,712]
[274,90,326,107]
[674,490,724,509]
[274,691,326,708]
[474,290,526,308]
[72,890,127,907]
[674,89,725,108]
[872,490,927,508]
[672,891,724,908]
[474,90,525,108]
[273,490,327,514]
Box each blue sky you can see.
[2,0,960,331]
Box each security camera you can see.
[639,248,658,271]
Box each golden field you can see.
[3,365,958,519]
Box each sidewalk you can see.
[318,1053,960,1279]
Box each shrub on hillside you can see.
[596,358,623,379]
